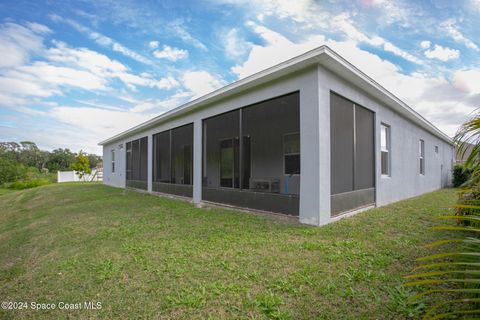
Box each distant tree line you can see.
[0,141,102,185]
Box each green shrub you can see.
[0,157,26,184]
[6,179,50,190]
[452,164,472,187]
[455,188,480,225]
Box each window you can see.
[419,139,425,175]
[284,133,300,175]
[435,145,439,154]
[111,149,115,173]
[380,124,390,176]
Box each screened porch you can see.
[202,92,300,215]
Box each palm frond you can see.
[405,270,480,279]
[423,298,480,320]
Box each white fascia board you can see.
[98,45,452,146]
[319,48,452,145]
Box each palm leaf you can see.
[405,278,480,287]
[429,309,480,320]
[405,270,480,279]
[433,226,480,233]
[414,262,480,271]
[410,288,480,300]
[417,252,480,262]
[423,298,480,319]
[424,238,480,249]
[438,215,480,222]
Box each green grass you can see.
[0,183,457,319]
[0,188,16,196]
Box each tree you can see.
[87,153,102,169]
[70,150,92,179]
[17,141,41,168]
[455,113,480,185]
[0,157,26,184]
[0,142,20,162]
[46,148,76,172]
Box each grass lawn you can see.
[0,188,16,196]
[0,183,457,319]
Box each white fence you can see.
[57,169,103,183]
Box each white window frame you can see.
[419,139,425,175]
[380,123,391,177]
[111,149,116,174]
[283,132,300,176]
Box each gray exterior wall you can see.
[102,63,453,226]
[318,65,453,212]
[103,142,126,188]
[102,67,322,223]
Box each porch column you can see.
[317,76,331,225]
[193,119,203,204]
[147,134,153,192]
[299,66,331,226]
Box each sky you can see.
[1,0,480,154]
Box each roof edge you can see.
[98,46,327,145]
[320,47,453,145]
[99,45,453,146]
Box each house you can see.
[99,46,454,226]
[455,141,476,164]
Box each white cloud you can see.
[155,76,180,90]
[181,71,226,98]
[441,18,479,51]
[331,12,422,64]
[0,93,26,107]
[49,105,153,148]
[420,40,431,49]
[50,14,152,64]
[0,25,179,112]
[223,28,253,59]
[364,0,416,27]
[44,90,193,153]
[130,92,190,113]
[256,0,319,23]
[46,40,127,74]
[472,0,480,10]
[453,70,480,95]
[231,22,326,78]
[229,23,477,137]
[153,45,188,61]
[169,19,208,51]
[218,0,325,26]
[111,42,151,64]
[25,22,52,34]
[149,40,159,49]
[15,61,107,91]
[383,42,422,64]
[424,44,460,62]
[0,22,46,68]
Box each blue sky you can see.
[1,0,479,154]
